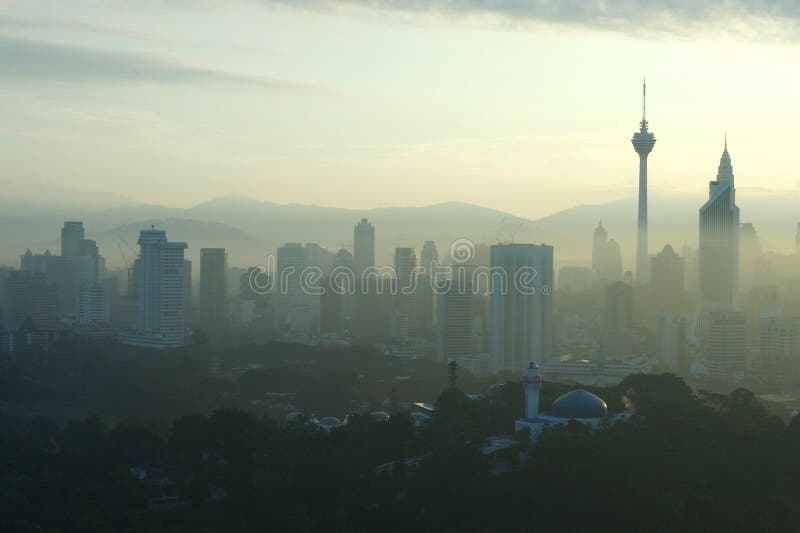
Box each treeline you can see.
[3,372,800,531]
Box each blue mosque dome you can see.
[551,390,608,419]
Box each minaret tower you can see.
[631,79,656,283]
[524,361,542,418]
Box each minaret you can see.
[524,361,542,418]
[631,79,656,283]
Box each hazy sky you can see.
[2,0,800,218]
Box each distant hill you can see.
[1,191,797,270]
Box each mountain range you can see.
[1,190,797,272]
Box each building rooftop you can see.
[551,389,608,419]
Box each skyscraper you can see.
[76,280,108,324]
[706,311,745,381]
[200,248,228,325]
[657,314,687,375]
[275,243,311,330]
[183,259,192,321]
[419,241,438,337]
[699,140,740,321]
[76,239,100,280]
[651,244,684,315]
[394,247,417,288]
[437,278,474,362]
[631,80,656,283]
[604,281,633,333]
[420,241,438,275]
[2,271,58,330]
[604,280,634,355]
[394,247,419,338]
[354,218,375,277]
[490,243,553,373]
[120,228,187,348]
[60,222,84,257]
[592,221,623,283]
[739,222,762,293]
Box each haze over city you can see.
[4,2,800,532]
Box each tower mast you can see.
[631,79,656,283]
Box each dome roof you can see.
[551,390,608,419]
[484,383,506,400]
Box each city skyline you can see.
[3,1,800,218]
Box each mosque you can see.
[515,361,628,441]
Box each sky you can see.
[2,0,800,218]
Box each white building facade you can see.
[490,243,553,373]
[120,228,187,348]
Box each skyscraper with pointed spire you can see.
[631,79,656,283]
[698,138,740,320]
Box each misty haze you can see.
[2,1,800,532]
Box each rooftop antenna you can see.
[642,77,646,121]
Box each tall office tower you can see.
[394,248,417,286]
[183,260,192,320]
[631,80,656,283]
[2,271,58,330]
[436,278,474,362]
[127,228,188,348]
[46,256,94,317]
[76,239,100,280]
[706,310,746,380]
[604,280,634,355]
[20,249,54,274]
[604,281,633,332]
[277,243,309,287]
[306,243,335,274]
[276,243,309,301]
[419,241,438,336]
[200,248,227,325]
[759,316,800,382]
[127,258,140,299]
[420,241,438,274]
[591,222,623,283]
[739,222,762,293]
[394,247,420,337]
[592,221,608,272]
[761,316,800,361]
[353,218,375,277]
[275,243,310,329]
[699,140,740,324]
[681,244,698,295]
[332,249,354,332]
[651,244,684,315]
[76,280,108,324]
[490,243,553,373]
[657,314,687,375]
[61,222,85,257]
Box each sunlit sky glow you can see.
[2,0,800,218]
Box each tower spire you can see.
[642,77,647,122]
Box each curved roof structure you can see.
[551,390,608,419]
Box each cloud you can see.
[266,0,800,38]
[0,35,314,90]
